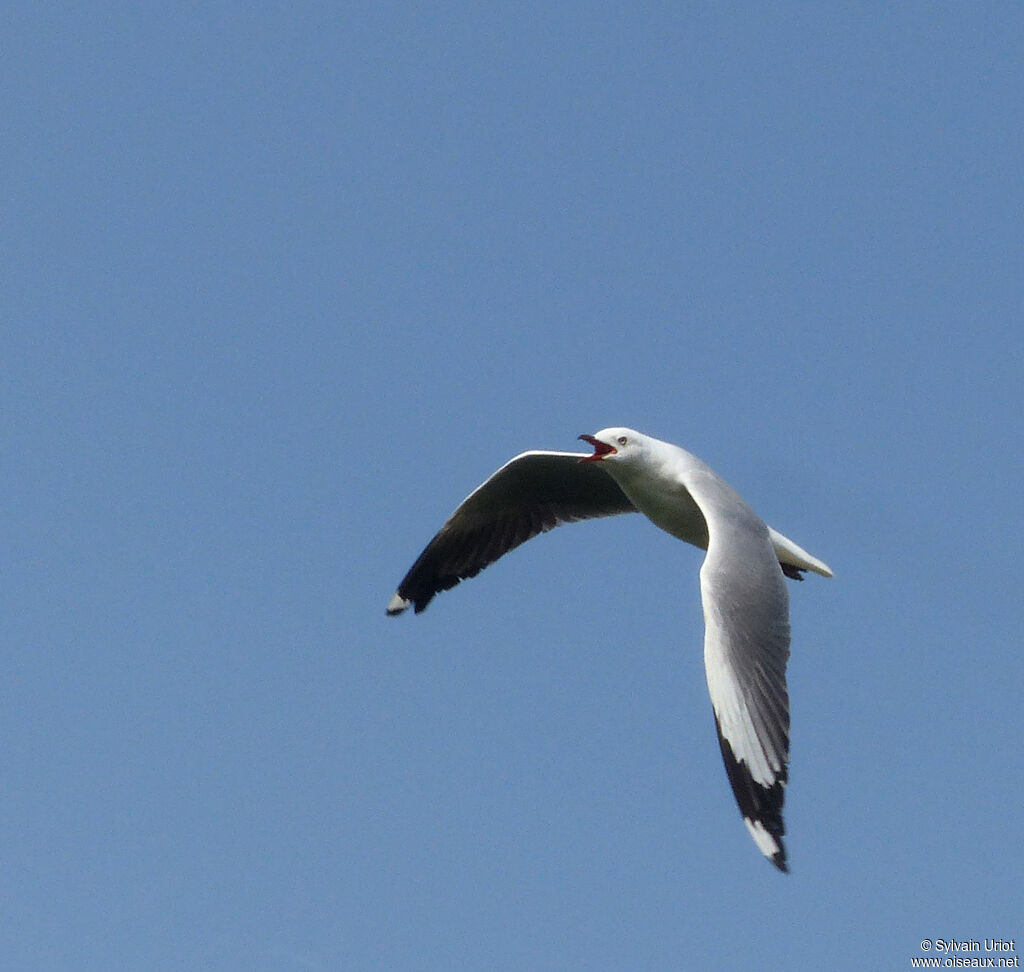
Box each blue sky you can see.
[5,3,1023,969]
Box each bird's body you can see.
[603,437,710,546]
[387,428,832,871]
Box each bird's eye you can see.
[617,436,628,446]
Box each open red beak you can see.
[578,434,616,462]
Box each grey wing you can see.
[699,508,792,872]
[387,451,637,615]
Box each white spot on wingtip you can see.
[744,817,781,859]
[387,593,411,615]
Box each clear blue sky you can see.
[6,3,1022,969]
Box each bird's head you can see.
[578,428,645,465]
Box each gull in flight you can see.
[386,428,832,871]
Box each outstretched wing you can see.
[387,451,637,615]
[692,477,792,871]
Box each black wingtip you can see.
[715,716,789,871]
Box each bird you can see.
[386,427,832,871]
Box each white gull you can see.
[386,427,832,871]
